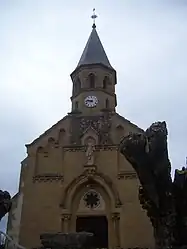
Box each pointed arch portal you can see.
[60,171,122,248]
[61,171,121,211]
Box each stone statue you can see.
[119,121,187,249]
[0,190,12,221]
[86,141,95,166]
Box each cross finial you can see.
[91,8,97,29]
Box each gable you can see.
[116,113,143,132]
[111,113,143,144]
[26,115,70,153]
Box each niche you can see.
[58,128,66,145]
[84,136,96,146]
[75,101,79,110]
[74,77,81,95]
[35,146,49,174]
[103,76,110,89]
[88,73,95,88]
[105,98,109,109]
[116,125,124,142]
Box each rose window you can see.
[83,190,100,209]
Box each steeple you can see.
[76,9,113,70]
[70,10,117,115]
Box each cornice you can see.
[71,88,116,100]
[117,171,137,180]
[70,63,116,78]
[63,144,119,152]
[33,174,64,183]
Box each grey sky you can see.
[0,0,187,205]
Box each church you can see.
[6,16,154,249]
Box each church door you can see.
[76,216,108,248]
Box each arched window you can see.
[75,101,79,110]
[76,78,81,92]
[105,98,109,109]
[84,136,96,146]
[58,128,66,144]
[116,125,124,142]
[103,76,109,89]
[89,73,95,88]
[74,78,81,94]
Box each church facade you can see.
[7,24,154,249]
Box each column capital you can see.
[61,214,71,221]
[111,212,120,221]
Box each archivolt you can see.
[60,171,121,210]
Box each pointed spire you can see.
[76,9,113,70]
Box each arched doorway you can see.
[61,173,122,248]
[75,188,109,248]
[76,215,108,248]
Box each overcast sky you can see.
[0,0,187,230]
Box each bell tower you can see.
[70,10,117,116]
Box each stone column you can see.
[61,214,71,232]
[112,212,120,248]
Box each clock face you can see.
[84,96,98,108]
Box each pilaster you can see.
[111,212,120,248]
[61,214,71,232]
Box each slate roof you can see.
[76,27,113,69]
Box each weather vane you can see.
[91,8,97,28]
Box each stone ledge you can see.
[33,174,64,183]
[63,145,118,152]
[117,171,137,180]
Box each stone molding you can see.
[63,146,86,152]
[71,87,116,100]
[33,174,64,183]
[83,165,97,178]
[63,145,118,152]
[60,169,122,209]
[95,145,118,151]
[117,171,137,180]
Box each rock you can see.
[40,232,93,249]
